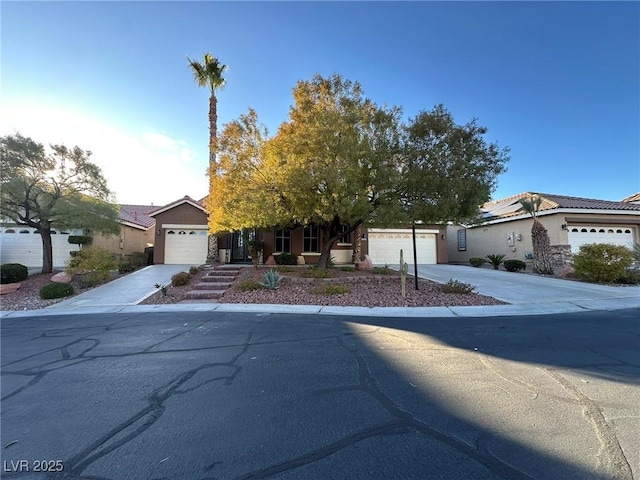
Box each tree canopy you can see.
[1,133,119,273]
[206,73,510,268]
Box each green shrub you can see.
[326,255,336,269]
[235,278,261,292]
[302,267,334,278]
[68,235,93,248]
[311,284,350,295]
[260,269,282,290]
[1,263,28,284]
[503,259,526,272]
[276,252,298,265]
[66,247,117,285]
[440,279,476,294]
[573,243,634,283]
[118,262,136,274]
[171,271,191,286]
[485,254,506,270]
[616,268,640,285]
[189,266,200,276]
[469,258,485,268]
[372,265,394,275]
[40,282,74,299]
[340,266,355,272]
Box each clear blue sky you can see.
[2,1,638,205]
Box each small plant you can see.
[302,267,334,279]
[440,279,476,294]
[40,282,74,299]
[372,265,394,275]
[118,262,136,274]
[311,284,350,295]
[485,254,506,270]
[189,266,200,276]
[154,283,168,297]
[276,252,298,265]
[469,257,486,268]
[260,269,282,290]
[326,255,336,269]
[400,249,408,298]
[340,266,355,272]
[235,278,262,291]
[1,263,28,284]
[66,247,117,286]
[171,272,191,286]
[573,243,633,283]
[503,259,526,272]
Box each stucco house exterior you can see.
[148,196,448,266]
[447,192,640,267]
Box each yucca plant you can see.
[485,254,506,270]
[519,194,554,274]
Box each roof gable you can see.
[148,195,207,217]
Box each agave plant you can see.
[260,269,282,290]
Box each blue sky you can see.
[2,1,638,206]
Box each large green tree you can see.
[187,52,228,262]
[400,105,509,224]
[1,133,119,273]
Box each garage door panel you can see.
[0,228,79,267]
[164,229,208,265]
[568,226,635,253]
[368,229,437,264]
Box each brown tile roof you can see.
[481,192,640,220]
[119,205,156,229]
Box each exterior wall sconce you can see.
[157,229,161,236]
[561,224,568,230]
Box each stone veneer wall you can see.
[550,244,572,267]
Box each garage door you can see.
[367,229,437,265]
[568,226,635,253]
[164,229,208,264]
[0,227,80,268]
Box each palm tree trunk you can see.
[531,220,554,274]
[207,92,219,262]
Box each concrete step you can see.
[185,289,225,300]
[206,271,238,278]
[202,275,236,283]
[193,282,231,290]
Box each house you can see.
[148,196,449,265]
[447,192,640,266]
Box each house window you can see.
[457,229,467,251]
[20,230,29,234]
[275,229,291,252]
[339,225,351,244]
[5,229,15,234]
[303,226,319,252]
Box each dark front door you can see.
[230,231,251,263]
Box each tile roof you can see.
[119,204,156,229]
[480,192,640,220]
[147,195,207,217]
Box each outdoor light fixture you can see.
[561,224,568,230]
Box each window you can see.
[275,229,291,252]
[339,225,351,244]
[457,229,467,251]
[20,230,29,234]
[167,230,176,235]
[303,226,319,252]
[5,229,15,234]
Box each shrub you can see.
[235,278,261,292]
[66,247,117,285]
[302,267,334,279]
[440,279,476,294]
[573,243,634,283]
[1,263,28,284]
[311,284,350,295]
[503,259,526,272]
[616,268,640,285]
[326,255,336,269]
[40,282,74,299]
[276,252,298,265]
[189,266,200,276]
[340,266,355,272]
[260,269,282,290]
[68,235,93,248]
[118,263,136,274]
[469,258,485,268]
[171,272,191,286]
[485,254,506,270]
[372,265,394,275]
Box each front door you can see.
[230,231,252,263]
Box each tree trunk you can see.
[352,225,362,263]
[317,235,340,269]
[531,220,554,274]
[209,93,217,166]
[40,226,53,274]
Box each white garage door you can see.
[0,227,80,268]
[164,229,208,265]
[568,226,635,253]
[367,229,437,265]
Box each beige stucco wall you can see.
[92,226,154,262]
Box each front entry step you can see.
[184,266,242,301]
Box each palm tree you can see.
[519,194,554,274]
[188,53,228,262]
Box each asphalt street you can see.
[1,309,639,480]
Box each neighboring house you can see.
[447,192,640,266]
[148,195,449,265]
[92,204,156,262]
